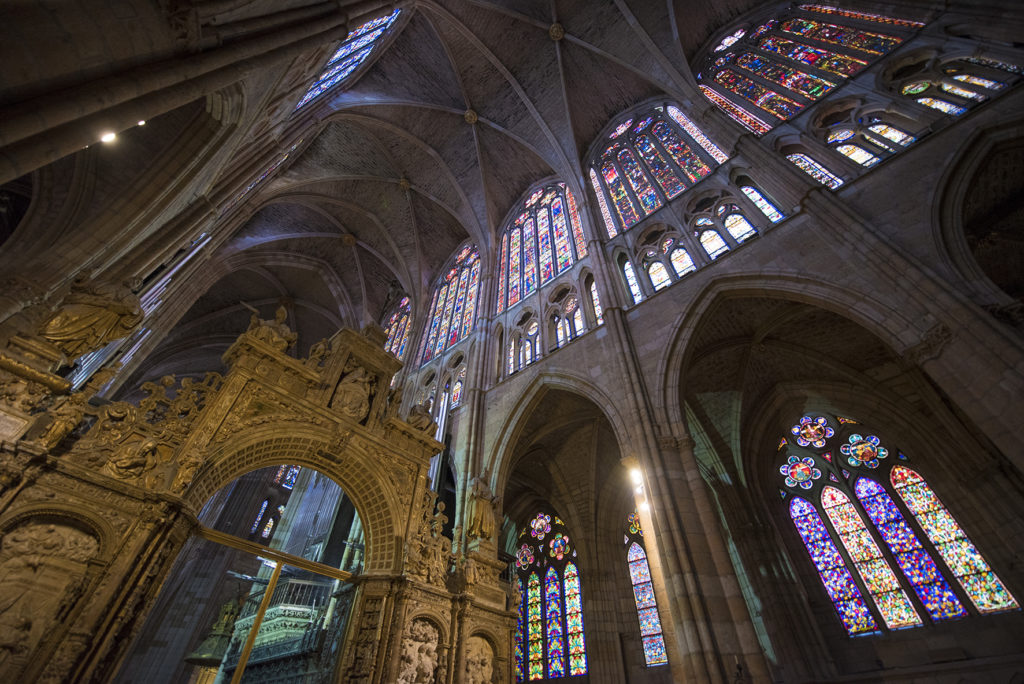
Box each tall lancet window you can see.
[698,5,923,133]
[589,103,728,237]
[497,183,588,314]
[625,511,669,666]
[418,244,480,365]
[382,296,411,360]
[778,414,1017,637]
[514,512,588,681]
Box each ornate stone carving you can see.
[466,470,500,545]
[406,399,436,433]
[396,618,440,684]
[103,439,159,485]
[35,392,88,450]
[903,323,953,365]
[0,369,48,414]
[332,362,374,422]
[37,277,142,362]
[464,636,494,684]
[306,338,330,367]
[346,595,384,680]
[243,305,297,352]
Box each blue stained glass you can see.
[635,134,686,198]
[641,635,668,665]
[629,559,651,584]
[617,148,662,214]
[633,582,657,608]
[637,607,662,635]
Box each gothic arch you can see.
[184,423,403,574]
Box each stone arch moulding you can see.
[657,273,937,431]
[935,117,1024,306]
[184,422,403,574]
[489,371,635,497]
[0,506,111,558]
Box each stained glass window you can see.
[699,85,772,135]
[916,98,966,116]
[648,262,671,291]
[419,245,479,365]
[591,104,728,234]
[778,18,900,55]
[515,577,526,680]
[835,144,880,167]
[798,4,925,28]
[790,496,878,635]
[940,82,985,101]
[538,208,554,283]
[891,466,1018,614]
[623,261,643,303]
[508,226,522,308]
[515,512,588,681]
[260,517,275,539]
[724,213,757,242]
[625,514,669,666]
[868,124,915,147]
[670,248,696,277]
[295,10,401,110]
[590,281,604,325]
[550,197,574,272]
[735,52,837,99]
[497,233,509,313]
[251,500,269,534]
[273,465,301,490]
[714,69,804,120]
[740,186,784,222]
[779,413,1018,636]
[564,184,588,258]
[787,153,844,189]
[951,74,1004,90]
[700,230,729,259]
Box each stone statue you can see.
[464,636,494,684]
[171,449,204,494]
[406,399,436,433]
[38,277,143,361]
[333,365,373,421]
[37,392,88,450]
[466,471,499,544]
[396,618,440,684]
[307,338,329,366]
[104,439,158,482]
[245,305,297,352]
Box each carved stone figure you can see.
[464,636,494,684]
[466,472,499,543]
[37,392,88,449]
[38,278,142,361]
[406,399,436,433]
[396,618,440,684]
[246,305,297,352]
[104,439,158,482]
[171,450,204,494]
[333,366,373,421]
[307,338,330,367]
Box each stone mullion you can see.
[733,135,815,212]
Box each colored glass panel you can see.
[515,578,526,681]
[827,129,855,143]
[735,52,837,99]
[260,517,274,538]
[666,105,729,163]
[962,56,1023,74]
[648,262,671,291]
[821,487,922,629]
[522,217,538,297]
[527,573,543,679]
[623,262,643,303]
[537,208,554,284]
[590,281,604,325]
[564,563,587,675]
[601,160,641,227]
[700,230,729,259]
[715,28,746,52]
[551,197,574,273]
[891,466,1018,614]
[434,275,458,357]
[590,168,618,238]
[941,82,985,101]
[868,124,915,146]
[251,500,268,533]
[497,233,508,313]
[508,226,522,308]
[617,148,662,215]
[625,541,668,666]
[460,259,480,339]
[421,283,445,363]
[854,478,968,621]
[545,567,566,677]
[447,268,470,346]
[916,97,966,115]
[714,69,804,120]
[779,18,900,55]
[652,122,711,184]
[787,153,844,188]
[699,85,772,135]
[759,36,868,77]
[564,187,587,258]
[296,10,400,109]
[740,186,784,222]
[790,497,878,635]
[636,134,686,197]
[952,74,1004,90]
[670,248,696,276]
[724,213,757,242]
[798,4,925,28]
[611,119,634,138]
[835,144,880,166]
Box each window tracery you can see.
[778,413,1018,636]
[590,104,727,237]
[418,244,480,366]
[498,183,588,314]
[786,152,844,188]
[507,316,540,375]
[295,10,401,110]
[893,56,1020,118]
[698,6,921,134]
[625,512,669,666]
[515,513,588,680]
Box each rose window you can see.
[840,433,888,468]
[780,455,822,489]
[791,415,834,448]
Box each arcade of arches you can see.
[0,1,1023,682]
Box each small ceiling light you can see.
[630,468,643,485]
[137,120,146,126]
[100,132,117,143]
